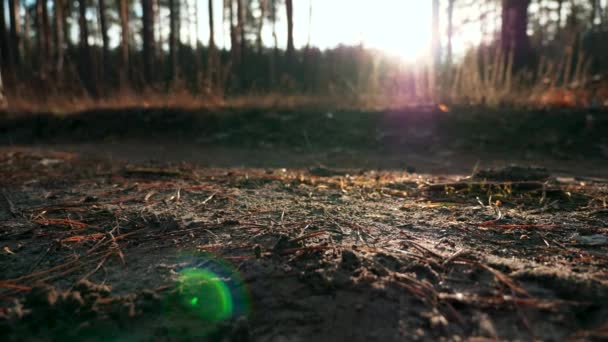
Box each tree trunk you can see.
[501,0,532,70]
[270,0,277,84]
[142,0,155,84]
[42,0,51,60]
[590,0,600,27]
[62,0,70,48]
[285,0,294,58]
[168,0,177,84]
[208,0,217,85]
[8,0,20,66]
[306,0,312,48]
[228,0,239,63]
[36,0,43,55]
[98,0,110,80]
[446,0,454,68]
[78,0,96,96]
[0,0,9,66]
[431,0,440,68]
[36,0,51,73]
[54,0,64,76]
[236,0,245,60]
[154,0,162,62]
[257,0,267,53]
[23,1,30,62]
[117,0,129,85]
[556,0,563,34]
[0,64,5,106]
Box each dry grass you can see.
[443,46,608,108]
[2,46,607,114]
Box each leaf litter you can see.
[0,150,607,341]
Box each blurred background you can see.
[1,0,607,111]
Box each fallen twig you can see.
[34,218,88,229]
[478,220,558,230]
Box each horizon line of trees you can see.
[1,0,608,100]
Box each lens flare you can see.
[177,268,234,321]
[165,252,251,326]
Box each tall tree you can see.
[431,0,440,68]
[256,0,267,52]
[62,0,70,48]
[78,0,96,95]
[23,1,30,61]
[446,0,455,68]
[306,0,311,48]
[228,0,239,63]
[556,0,563,34]
[98,0,110,78]
[0,0,9,66]
[168,0,177,83]
[236,0,245,60]
[269,0,278,84]
[54,0,65,75]
[285,0,294,58]
[208,0,217,84]
[35,0,52,72]
[0,64,5,105]
[142,0,155,83]
[501,0,532,69]
[116,0,129,84]
[8,0,20,66]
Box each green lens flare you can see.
[178,268,233,321]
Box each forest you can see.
[1,1,608,341]
[0,0,607,109]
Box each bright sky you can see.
[91,0,487,62]
[194,0,479,62]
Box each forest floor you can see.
[1,107,608,341]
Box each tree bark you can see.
[501,0,532,70]
[270,0,277,84]
[285,0,294,58]
[42,0,51,60]
[168,0,177,83]
[236,0,245,60]
[62,0,70,48]
[23,1,30,61]
[590,0,600,27]
[556,0,563,34]
[36,0,51,72]
[117,0,129,84]
[446,0,455,68]
[228,0,239,64]
[257,0,266,53]
[54,0,64,76]
[0,64,5,106]
[78,0,96,96]
[142,0,155,83]
[208,0,217,85]
[98,0,110,79]
[36,0,44,56]
[8,0,20,66]
[0,0,9,66]
[431,0,440,68]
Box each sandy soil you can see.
[1,144,607,341]
[1,107,608,341]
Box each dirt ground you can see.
[1,108,608,341]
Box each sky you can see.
[195,0,446,62]
[7,0,486,62]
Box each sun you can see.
[358,2,433,62]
